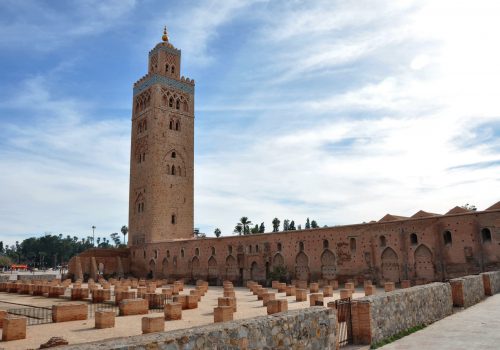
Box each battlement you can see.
[133,74,195,96]
[149,42,181,57]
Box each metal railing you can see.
[7,307,53,325]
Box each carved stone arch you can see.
[320,249,336,280]
[162,258,169,278]
[208,256,218,280]
[191,256,201,280]
[148,259,156,278]
[381,247,400,282]
[295,251,310,281]
[414,244,434,281]
[273,253,285,268]
[225,255,238,281]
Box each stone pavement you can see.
[381,293,500,349]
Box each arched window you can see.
[481,228,492,243]
[181,248,184,258]
[183,101,188,112]
[169,97,174,108]
[443,231,452,246]
[144,120,147,130]
[211,247,216,255]
[410,233,418,246]
[277,242,282,251]
[171,66,175,74]
[249,245,252,253]
[380,235,386,247]
[176,99,180,110]
[171,166,176,175]
[350,237,356,254]
[171,152,176,158]
[299,241,304,251]
[255,245,259,253]
[175,121,180,131]
[143,250,146,259]
[177,166,181,176]
[165,64,169,73]
[166,250,170,258]
[171,214,176,224]
[323,239,329,249]
[154,250,158,259]
[169,120,173,129]
[195,248,199,256]
[228,245,232,254]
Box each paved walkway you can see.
[381,294,500,349]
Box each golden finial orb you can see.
[162,26,169,42]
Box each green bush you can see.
[371,324,426,349]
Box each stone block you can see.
[92,289,111,303]
[145,293,165,309]
[262,292,275,306]
[271,280,279,289]
[257,288,268,300]
[0,310,7,328]
[309,293,324,306]
[401,280,411,289]
[142,315,164,334]
[162,288,173,298]
[309,283,319,293]
[481,271,500,296]
[365,285,376,296]
[173,294,188,310]
[340,289,352,299]
[277,283,287,293]
[345,282,355,292]
[296,288,308,302]
[48,286,66,298]
[95,310,115,329]
[323,285,333,297]
[384,282,395,292]
[267,299,288,315]
[70,287,89,300]
[296,280,308,289]
[214,306,233,323]
[115,290,136,305]
[329,280,339,290]
[52,303,88,322]
[450,275,485,308]
[223,290,235,298]
[363,280,372,288]
[286,285,296,296]
[164,302,182,320]
[1,316,26,341]
[218,297,237,312]
[186,295,198,309]
[146,284,156,293]
[119,299,148,316]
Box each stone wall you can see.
[17,274,56,281]
[352,282,453,345]
[0,276,9,282]
[59,307,336,350]
[481,271,500,295]
[450,275,485,308]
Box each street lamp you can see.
[92,225,96,247]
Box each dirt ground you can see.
[0,284,377,350]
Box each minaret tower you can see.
[128,27,195,245]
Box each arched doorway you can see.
[381,248,399,282]
[414,245,434,281]
[273,253,284,268]
[208,256,218,280]
[321,249,336,280]
[148,259,156,279]
[191,256,200,280]
[225,255,238,281]
[250,261,259,281]
[98,262,104,275]
[295,252,310,281]
[162,258,168,278]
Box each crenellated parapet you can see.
[133,73,195,96]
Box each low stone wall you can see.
[0,276,10,282]
[352,282,452,345]
[450,275,485,308]
[481,271,500,295]
[59,307,336,350]
[17,274,57,281]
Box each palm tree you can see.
[237,217,252,235]
[121,225,128,245]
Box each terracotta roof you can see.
[486,201,500,211]
[411,210,441,218]
[378,214,409,223]
[445,206,470,215]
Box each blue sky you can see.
[0,0,499,246]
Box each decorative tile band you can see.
[149,45,181,57]
[133,74,194,96]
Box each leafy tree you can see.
[0,241,3,254]
[305,218,311,229]
[121,225,128,245]
[97,237,101,246]
[289,220,296,230]
[214,228,221,238]
[259,222,265,233]
[461,203,477,211]
[0,255,12,267]
[233,225,243,235]
[110,233,121,247]
[311,220,319,228]
[272,218,280,232]
[251,224,259,234]
[236,217,252,235]
[268,265,288,282]
[283,219,290,231]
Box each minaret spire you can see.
[162,26,169,42]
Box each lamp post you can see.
[92,225,96,247]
